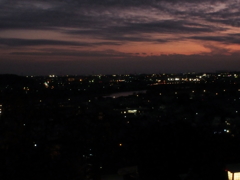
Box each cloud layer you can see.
[0,0,240,74]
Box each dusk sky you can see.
[1,0,240,75]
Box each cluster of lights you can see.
[167,78,200,82]
[23,87,30,91]
[224,129,230,133]
[82,149,94,159]
[127,110,137,114]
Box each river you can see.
[103,90,147,98]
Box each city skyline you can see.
[1,0,240,75]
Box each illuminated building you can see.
[127,109,137,115]
[227,164,240,180]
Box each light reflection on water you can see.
[103,90,146,98]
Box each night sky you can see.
[1,0,240,75]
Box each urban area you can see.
[1,72,240,180]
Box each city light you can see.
[2,72,240,179]
[44,82,49,88]
[127,110,137,114]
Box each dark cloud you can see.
[27,0,227,7]
[0,8,94,30]
[190,35,240,45]
[0,38,89,47]
[64,20,218,44]
[0,38,121,47]
[0,0,234,31]
[0,0,235,47]
[117,21,217,33]
[0,0,240,75]
[10,49,132,58]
